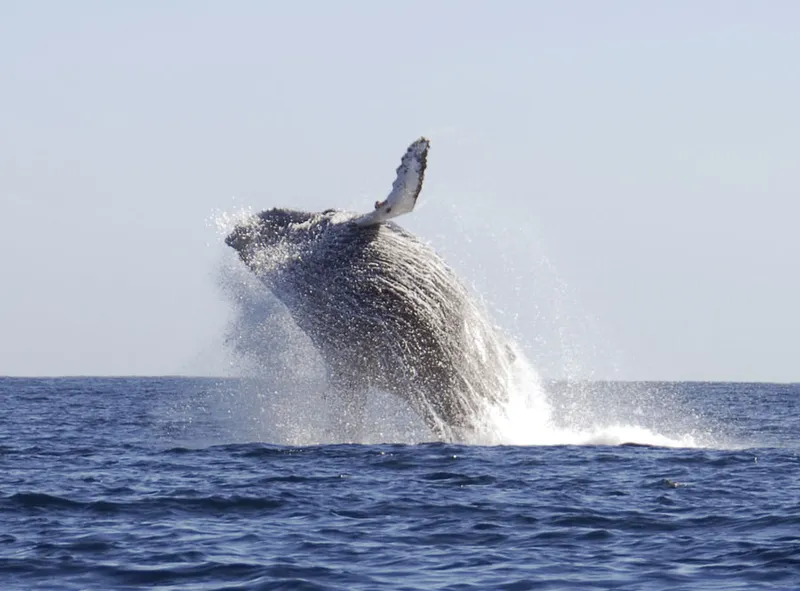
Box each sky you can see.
[1,1,798,381]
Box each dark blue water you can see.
[1,378,799,590]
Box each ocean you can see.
[1,377,798,590]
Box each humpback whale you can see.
[225,138,514,441]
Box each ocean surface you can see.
[1,377,799,590]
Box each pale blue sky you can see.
[1,1,798,380]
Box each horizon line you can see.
[0,375,797,385]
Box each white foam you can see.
[459,349,709,448]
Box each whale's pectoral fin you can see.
[354,137,430,227]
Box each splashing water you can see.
[209,210,716,448]
[465,351,707,448]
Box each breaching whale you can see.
[225,138,515,441]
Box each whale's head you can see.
[224,207,359,276]
[226,208,324,254]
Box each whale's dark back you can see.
[227,208,512,440]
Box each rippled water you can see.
[1,378,798,590]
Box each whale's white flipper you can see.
[354,137,430,227]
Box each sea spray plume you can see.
[224,138,518,441]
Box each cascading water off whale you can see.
[225,138,518,442]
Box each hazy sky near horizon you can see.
[1,1,798,381]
